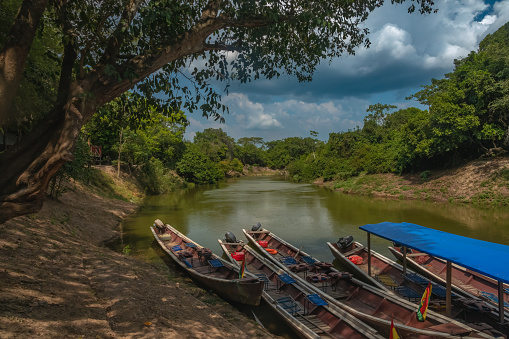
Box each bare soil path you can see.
[0,183,273,338]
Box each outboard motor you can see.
[337,235,354,249]
[154,219,166,233]
[224,232,238,243]
[251,222,262,231]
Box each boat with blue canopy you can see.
[359,222,509,325]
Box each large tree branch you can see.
[0,0,49,128]
[98,0,144,65]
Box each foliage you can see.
[234,137,266,166]
[218,158,244,174]
[176,144,223,184]
[48,134,92,198]
[193,128,235,162]
[136,158,183,195]
[265,137,316,169]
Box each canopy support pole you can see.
[402,246,407,275]
[499,281,504,324]
[367,232,371,277]
[446,261,452,317]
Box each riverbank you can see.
[0,174,272,338]
[318,157,509,206]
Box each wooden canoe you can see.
[243,228,495,339]
[218,238,384,339]
[151,219,264,306]
[327,240,388,290]
[389,245,509,314]
[329,239,508,336]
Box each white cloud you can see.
[223,93,282,130]
[184,0,509,142]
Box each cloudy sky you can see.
[184,0,509,142]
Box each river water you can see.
[110,175,509,336]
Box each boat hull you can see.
[151,225,263,306]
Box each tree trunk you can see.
[0,95,84,224]
[0,0,49,127]
[118,127,123,178]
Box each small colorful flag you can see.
[239,256,246,278]
[390,316,400,339]
[416,281,432,322]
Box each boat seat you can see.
[395,286,421,301]
[208,259,224,273]
[254,273,269,290]
[276,296,301,315]
[304,294,328,315]
[184,242,197,250]
[280,256,298,265]
[404,272,428,285]
[376,274,399,289]
[301,256,316,265]
[276,273,296,291]
[480,292,509,308]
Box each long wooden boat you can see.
[388,245,509,314]
[218,238,384,339]
[150,219,264,306]
[328,239,508,336]
[243,228,496,338]
[327,238,389,290]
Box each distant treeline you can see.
[68,22,509,193]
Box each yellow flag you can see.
[390,316,400,339]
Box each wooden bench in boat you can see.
[295,314,331,334]
[376,274,398,289]
[342,245,366,257]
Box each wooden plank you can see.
[343,245,366,257]
[406,252,428,258]
[248,230,271,234]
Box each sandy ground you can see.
[0,184,273,338]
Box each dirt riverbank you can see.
[320,157,509,206]
[0,180,272,338]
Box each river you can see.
[110,175,509,337]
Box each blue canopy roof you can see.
[360,222,509,284]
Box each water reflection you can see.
[114,175,509,264]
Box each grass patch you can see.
[88,168,143,202]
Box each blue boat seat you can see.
[395,286,421,301]
[304,294,328,315]
[276,273,296,291]
[277,297,301,315]
[301,256,316,264]
[208,259,224,273]
[306,294,328,306]
[281,256,298,265]
[480,292,509,308]
[404,272,428,285]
